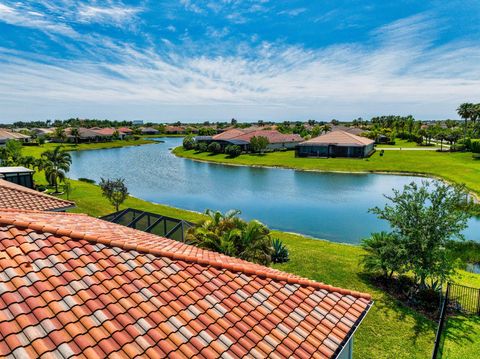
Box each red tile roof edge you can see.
[0,179,75,211]
[0,212,372,301]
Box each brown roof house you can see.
[297,131,375,158]
[0,208,372,358]
[198,129,303,152]
[0,130,30,145]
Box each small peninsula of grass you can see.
[23,138,157,158]
[173,146,480,196]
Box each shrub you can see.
[470,139,480,153]
[183,136,195,150]
[271,238,289,263]
[196,142,208,152]
[78,177,96,184]
[225,145,241,158]
[207,142,222,154]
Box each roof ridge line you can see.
[0,208,85,216]
[0,216,371,300]
[0,180,74,206]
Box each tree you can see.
[457,103,474,142]
[250,136,269,153]
[70,127,80,144]
[183,136,195,150]
[196,142,208,152]
[361,232,407,280]
[369,182,471,289]
[225,145,241,158]
[186,209,274,265]
[63,179,73,200]
[99,178,129,212]
[54,127,67,143]
[207,142,222,154]
[41,146,72,193]
[0,140,23,166]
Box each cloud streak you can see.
[0,5,479,122]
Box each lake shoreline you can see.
[172,146,480,202]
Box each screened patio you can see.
[101,208,194,242]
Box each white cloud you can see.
[0,2,77,36]
[77,5,141,26]
[0,13,479,122]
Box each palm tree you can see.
[235,220,272,265]
[70,127,80,145]
[457,103,474,142]
[41,146,72,193]
[186,209,273,265]
[54,127,67,143]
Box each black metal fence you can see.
[101,208,194,242]
[431,282,480,359]
[446,282,480,315]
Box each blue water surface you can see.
[68,137,480,244]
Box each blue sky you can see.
[0,1,479,123]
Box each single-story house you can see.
[0,177,75,211]
[0,208,372,358]
[31,128,56,137]
[64,127,112,142]
[330,125,365,136]
[196,129,303,152]
[140,126,160,135]
[0,129,31,144]
[165,125,186,134]
[297,131,375,158]
[118,126,133,135]
[90,127,126,139]
[0,166,34,188]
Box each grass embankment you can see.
[23,138,157,157]
[25,142,479,358]
[174,147,480,196]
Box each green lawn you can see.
[376,139,431,148]
[174,147,480,196]
[24,142,479,358]
[22,138,157,158]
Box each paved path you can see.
[378,147,441,151]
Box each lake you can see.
[68,137,480,244]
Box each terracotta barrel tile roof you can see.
[0,209,372,358]
[300,131,374,146]
[0,180,75,212]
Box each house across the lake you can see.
[196,128,303,151]
[0,129,31,144]
[297,131,375,158]
[0,208,372,358]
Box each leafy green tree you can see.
[361,232,407,280]
[196,142,208,152]
[370,182,471,289]
[225,145,241,158]
[0,140,23,166]
[207,142,222,154]
[99,177,129,212]
[250,136,269,153]
[182,136,195,150]
[41,146,72,193]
